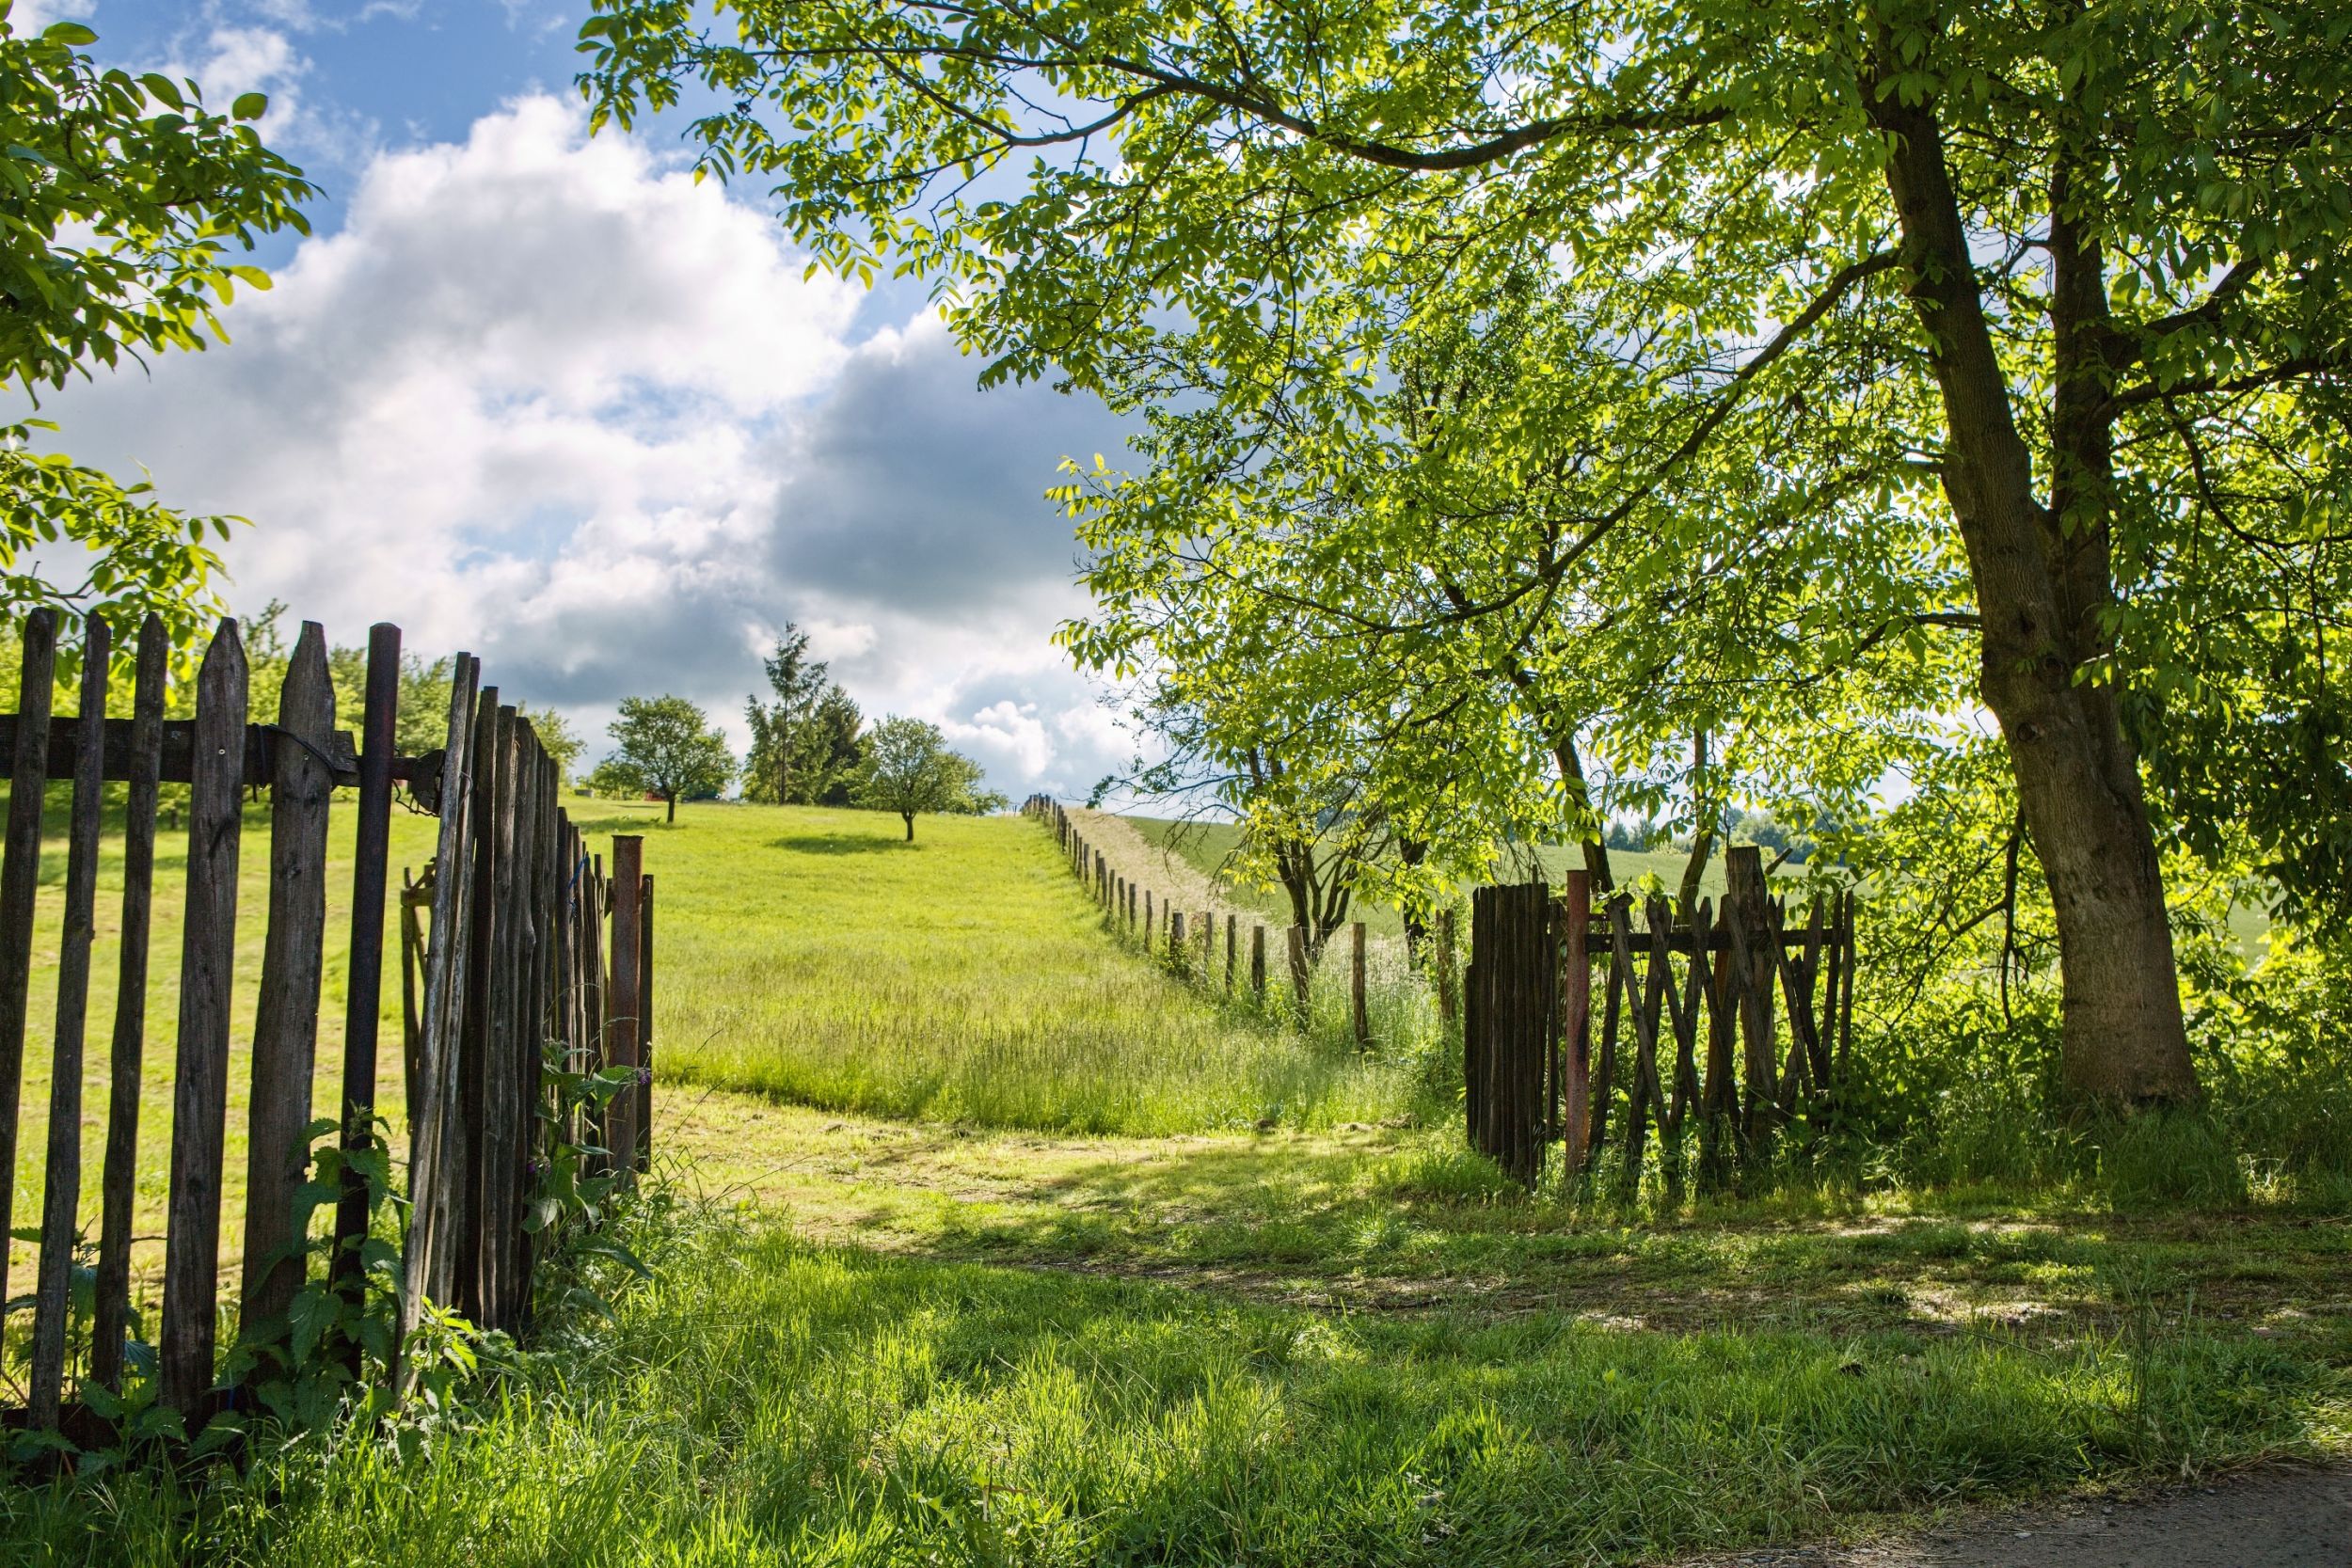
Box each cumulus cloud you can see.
[33,94,1134,800]
[10,0,97,32]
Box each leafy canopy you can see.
[577,0,2351,920]
[1,8,314,656]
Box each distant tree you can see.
[852,717,1005,841]
[743,624,831,804]
[798,687,863,803]
[600,695,735,823]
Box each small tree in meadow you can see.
[853,717,1005,841]
[600,695,734,823]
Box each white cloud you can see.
[9,0,97,32]
[33,94,1134,800]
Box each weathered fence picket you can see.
[92,617,166,1394]
[0,608,659,1436]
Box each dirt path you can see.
[1692,1465,2351,1567]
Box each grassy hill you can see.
[645,802,1426,1133]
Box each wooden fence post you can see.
[636,870,655,1174]
[93,615,166,1392]
[1169,910,1186,974]
[1225,914,1236,993]
[1250,925,1266,1002]
[1287,926,1310,1022]
[607,836,644,1190]
[1350,922,1369,1047]
[450,693,507,1322]
[1560,871,1591,1174]
[0,606,56,1320]
[28,614,107,1428]
[333,624,400,1370]
[240,624,337,1343]
[160,618,249,1414]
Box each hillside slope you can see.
[647,802,1424,1133]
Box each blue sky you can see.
[20,0,1137,800]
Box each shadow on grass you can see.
[768,833,921,855]
[11,1214,2326,1566]
[784,1124,2352,1341]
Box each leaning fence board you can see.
[159,619,250,1414]
[333,623,402,1358]
[0,607,56,1317]
[93,615,167,1392]
[401,654,482,1367]
[241,624,337,1340]
[28,615,108,1429]
[475,708,526,1331]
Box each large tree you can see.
[601,695,735,823]
[3,14,312,655]
[582,0,2352,1104]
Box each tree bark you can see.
[1867,69,2198,1105]
[1678,727,1714,914]
[665,790,676,824]
[903,812,915,841]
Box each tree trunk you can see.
[902,812,914,841]
[1868,71,2198,1105]
[665,791,676,825]
[1678,728,1714,914]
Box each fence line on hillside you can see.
[1466,848,1858,1190]
[0,606,656,1443]
[1024,798,1860,1196]
[1022,796,1373,1043]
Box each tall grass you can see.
[3,1207,2333,1567]
[644,803,1435,1134]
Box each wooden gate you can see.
[1462,847,1858,1190]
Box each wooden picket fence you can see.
[0,607,654,1439]
[1025,797,1378,1043]
[1466,847,1858,1189]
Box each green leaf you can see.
[231,90,269,121]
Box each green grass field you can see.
[0,794,1425,1308]
[642,803,1429,1134]
[0,795,2342,1564]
